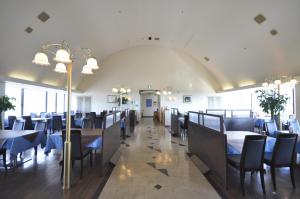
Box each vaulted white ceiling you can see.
[0,0,300,91]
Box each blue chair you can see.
[228,135,267,196]
[12,120,25,131]
[265,120,280,137]
[264,133,298,191]
[289,119,300,133]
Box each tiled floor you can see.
[99,118,220,199]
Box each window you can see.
[23,88,46,116]
[5,83,22,117]
[57,92,65,113]
[47,91,56,113]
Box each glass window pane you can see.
[5,84,22,117]
[23,88,46,116]
[47,91,56,113]
[57,92,64,113]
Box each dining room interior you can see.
[1,1,300,199]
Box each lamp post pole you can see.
[63,62,72,190]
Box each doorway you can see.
[140,91,160,117]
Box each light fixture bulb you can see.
[163,91,167,95]
[126,89,131,93]
[290,79,297,85]
[262,82,268,87]
[54,63,67,73]
[167,91,172,95]
[156,91,161,95]
[32,52,50,66]
[274,79,281,85]
[86,57,99,70]
[81,65,93,74]
[112,88,118,93]
[54,49,72,63]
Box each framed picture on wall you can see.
[183,95,192,103]
[107,95,118,103]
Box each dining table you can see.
[0,130,45,161]
[225,131,276,155]
[44,128,102,154]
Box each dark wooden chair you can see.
[264,133,298,191]
[90,112,96,128]
[51,115,62,133]
[94,116,103,129]
[6,116,16,130]
[82,118,92,129]
[61,130,93,179]
[227,135,267,196]
[0,148,7,171]
[22,116,34,130]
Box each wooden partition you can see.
[101,113,121,175]
[170,108,179,136]
[188,111,227,188]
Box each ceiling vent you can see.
[154,37,160,41]
[270,29,278,36]
[254,14,266,24]
[25,27,33,33]
[38,12,50,22]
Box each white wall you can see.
[78,46,216,114]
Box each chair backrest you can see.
[272,133,298,166]
[30,113,37,118]
[241,135,266,170]
[12,120,25,131]
[85,112,91,118]
[63,112,67,119]
[265,120,277,136]
[94,116,103,129]
[289,120,300,133]
[62,130,82,159]
[82,118,92,129]
[7,116,17,129]
[34,121,47,132]
[52,115,62,130]
[40,112,47,118]
[22,116,34,130]
[75,112,82,119]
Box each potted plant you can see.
[255,89,289,128]
[0,95,16,130]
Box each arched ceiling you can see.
[1,0,300,91]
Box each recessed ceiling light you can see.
[38,12,50,22]
[25,27,33,33]
[118,10,122,14]
[254,14,266,24]
[270,29,278,36]
[204,57,210,61]
[148,37,152,40]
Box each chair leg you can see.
[240,171,246,196]
[3,152,7,171]
[290,166,296,189]
[271,166,277,191]
[90,152,93,167]
[260,170,266,195]
[80,160,83,179]
[34,146,38,156]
